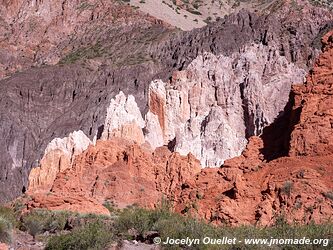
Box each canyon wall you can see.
[1,0,333,202]
[24,30,333,226]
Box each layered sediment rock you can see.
[24,29,333,226]
[0,0,163,78]
[25,136,333,225]
[1,0,333,202]
[176,153,333,226]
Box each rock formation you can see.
[145,46,306,166]
[1,0,333,203]
[0,243,8,250]
[176,152,333,226]
[23,29,333,226]
[0,0,163,78]
[289,30,333,157]
[101,92,145,144]
[25,138,201,215]
[80,38,307,168]
[176,29,333,226]
[28,131,91,193]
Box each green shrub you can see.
[112,205,333,250]
[0,206,17,227]
[0,216,13,244]
[46,221,113,250]
[21,209,71,237]
[187,9,202,15]
[103,200,120,215]
[114,207,160,238]
[309,0,333,9]
[114,205,218,248]
[6,203,332,250]
[11,199,26,215]
[324,191,333,201]
[281,181,293,196]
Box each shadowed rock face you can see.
[1,0,333,202]
[23,30,333,226]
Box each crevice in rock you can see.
[167,137,176,152]
[240,78,253,139]
[96,125,104,140]
[223,188,237,199]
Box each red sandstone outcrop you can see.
[25,138,201,215]
[289,30,333,157]
[25,136,333,225]
[176,155,333,226]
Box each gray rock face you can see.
[0,1,332,202]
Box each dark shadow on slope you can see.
[260,91,302,161]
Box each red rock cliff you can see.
[289,30,333,157]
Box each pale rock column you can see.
[28,130,91,193]
[101,91,145,144]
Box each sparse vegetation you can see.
[232,0,240,8]
[103,200,120,214]
[324,191,333,201]
[309,0,333,9]
[59,43,104,64]
[203,16,212,24]
[0,217,12,244]
[112,208,333,249]
[76,1,95,12]
[58,26,177,65]
[46,221,113,250]
[20,209,71,237]
[290,0,302,11]
[0,206,16,243]
[0,202,332,249]
[0,206,17,226]
[187,8,202,15]
[281,180,293,197]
